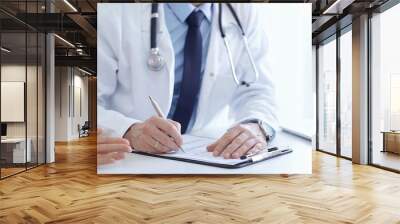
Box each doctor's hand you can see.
[97,129,132,165]
[207,124,267,159]
[123,116,183,154]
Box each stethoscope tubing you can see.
[150,3,159,49]
[148,3,259,87]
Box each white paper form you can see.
[160,135,248,165]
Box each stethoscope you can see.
[147,3,259,87]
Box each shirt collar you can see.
[166,3,213,24]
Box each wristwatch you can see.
[257,119,273,142]
[241,119,273,142]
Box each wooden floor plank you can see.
[0,135,399,223]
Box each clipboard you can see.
[132,147,293,169]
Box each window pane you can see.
[318,38,337,154]
[0,1,46,178]
[371,3,400,171]
[340,29,352,158]
[27,30,38,169]
[1,30,28,177]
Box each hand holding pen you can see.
[148,96,185,152]
[122,97,184,154]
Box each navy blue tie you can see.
[172,10,204,133]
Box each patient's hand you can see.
[97,129,132,165]
[207,124,267,159]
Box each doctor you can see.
[98,3,278,160]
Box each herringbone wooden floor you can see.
[1,135,400,224]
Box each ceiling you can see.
[0,0,393,74]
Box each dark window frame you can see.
[315,22,352,161]
[0,0,47,180]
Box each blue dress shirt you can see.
[164,3,275,139]
[164,3,213,132]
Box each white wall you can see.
[55,67,89,141]
[257,4,313,137]
[55,67,68,141]
[72,73,89,138]
[1,65,27,140]
[1,83,24,124]
[1,64,46,163]
[1,65,40,137]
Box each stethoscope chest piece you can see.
[147,48,165,71]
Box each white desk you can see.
[98,132,312,174]
[1,138,31,163]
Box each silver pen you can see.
[148,96,185,153]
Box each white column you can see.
[352,14,369,164]
[46,32,55,163]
